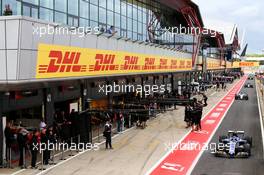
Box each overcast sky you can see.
[193,0,264,54]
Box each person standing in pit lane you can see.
[184,104,192,128]
[202,93,208,106]
[104,119,113,149]
[190,98,198,131]
[30,129,40,169]
[196,101,204,131]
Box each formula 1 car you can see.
[244,83,254,88]
[213,131,252,158]
[235,92,248,100]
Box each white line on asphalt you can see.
[210,92,216,96]
[10,169,26,175]
[186,78,246,175]
[255,81,264,159]
[145,79,243,175]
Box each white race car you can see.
[235,92,249,100]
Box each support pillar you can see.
[44,89,55,127]
[0,93,4,166]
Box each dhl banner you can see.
[197,57,222,70]
[36,44,192,79]
[232,61,259,68]
[207,58,221,70]
[226,61,232,68]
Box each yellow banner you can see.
[36,44,192,79]
[207,58,221,69]
[232,61,259,68]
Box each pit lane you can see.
[191,79,264,175]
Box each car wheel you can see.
[219,135,227,143]
[244,143,251,156]
[243,136,253,146]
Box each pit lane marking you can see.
[210,112,221,118]
[161,163,184,172]
[204,120,216,125]
[216,108,224,111]
[219,103,227,107]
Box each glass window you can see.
[132,32,137,40]
[107,11,114,26]
[40,8,53,21]
[90,4,98,21]
[121,1,126,16]
[55,0,66,12]
[132,6,137,20]
[121,29,126,38]
[40,0,53,8]
[143,12,147,24]
[3,0,21,15]
[138,10,142,22]
[90,20,98,28]
[99,0,106,8]
[31,7,38,18]
[138,22,142,34]
[107,0,113,11]
[80,18,89,27]
[55,11,67,24]
[23,5,31,17]
[127,4,132,18]
[115,0,120,13]
[99,7,106,23]
[132,19,137,32]
[23,0,38,5]
[115,13,120,28]
[143,34,147,41]
[68,0,78,16]
[90,0,98,5]
[68,16,79,27]
[127,18,132,31]
[127,31,132,39]
[121,16,126,29]
[80,0,89,18]
[137,34,143,41]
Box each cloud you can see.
[230,5,260,18]
[193,0,264,53]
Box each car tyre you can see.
[219,135,228,143]
[243,136,253,146]
[244,143,251,156]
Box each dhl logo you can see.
[89,54,119,71]
[171,60,178,69]
[121,56,140,70]
[143,58,156,70]
[179,60,186,68]
[38,50,86,73]
[159,59,168,69]
[239,62,254,66]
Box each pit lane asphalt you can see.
[191,79,264,175]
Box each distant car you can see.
[213,130,252,158]
[248,77,254,80]
[235,92,248,100]
[244,83,253,88]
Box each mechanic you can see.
[184,104,192,128]
[104,119,113,149]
